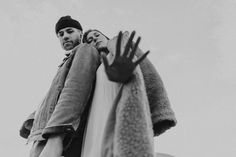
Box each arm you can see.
[107,31,176,135]
[39,135,64,157]
[135,46,177,136]
[40,44,99,156]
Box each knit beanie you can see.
[55,15,83,34]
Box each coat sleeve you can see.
[107,33,177,136]
[135,48,177,136]
[19,111,35,139]
[42,44,100,139]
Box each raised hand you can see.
[101,31,150,83]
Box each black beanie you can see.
[55,15,83,34]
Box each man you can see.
[20,15,100,157]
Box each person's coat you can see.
[22,44,100,146]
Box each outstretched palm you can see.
[101,31,150,83]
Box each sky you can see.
[0,0,236,156]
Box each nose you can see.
[93,36,98,43]
[63,32,70,41]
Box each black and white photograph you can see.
[0,0,235,157]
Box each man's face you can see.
[57,27,83,51]
[86,30,108,51]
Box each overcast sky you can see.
[0,0,236,157]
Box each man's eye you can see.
[58,32,64,37]
[67,30,73,34]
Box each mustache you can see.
[63,41,72,45]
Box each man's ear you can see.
[80,33,83,43]
[80,33,83,39]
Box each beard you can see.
[63,39,81,51]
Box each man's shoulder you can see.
[71,44,99,57]
[72,43,96,51]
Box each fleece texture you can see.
[101,66,154,157]
[107,32,177,136]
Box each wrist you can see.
[39,134,65,157]
[47,134,65,145]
